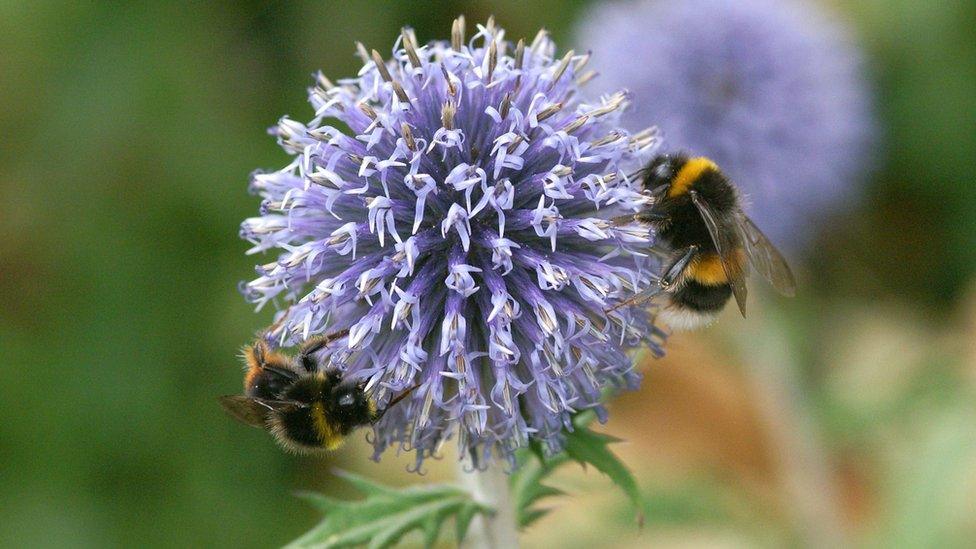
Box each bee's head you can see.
[643,154,689,195]
[331,382,377,423]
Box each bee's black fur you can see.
[245,368,294,400]
[648,154,740,254]
[671,279,733,313]
[278,406,326,447]
[281,371,341,402]
[690,170,738,214]
[657,199,715,252]
[643,154,687,190]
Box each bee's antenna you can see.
[642,183,670,204]
[627,167,650,182]
[373,383,422,421]
[387,383,422,409]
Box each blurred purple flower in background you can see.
[240,19,664,470]
[577,0,875,250]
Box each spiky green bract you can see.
[289,470,491,549]
[291,413,642,548]
[510,411,644,528]
[510,445,569,528]
[564,412,644,526]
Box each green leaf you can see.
[454,501,480,544]
[520,507,553,528]
[509,410,643,529]
[288,470,492,549]
[331,468,403,497]
[563,413,645,526]
[509,443,569,528]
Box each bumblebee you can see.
[618,154,795,329]
[219,329,416,453]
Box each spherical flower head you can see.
[577,0,875,250]
[240,19,664,470]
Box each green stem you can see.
[458,459,520,549]
[742,310,848,547]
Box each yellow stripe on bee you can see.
[668,157,718,197]
[311,402,344,450]
[688,250,746,286]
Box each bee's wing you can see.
[689,190,748,317]
[734,213,796,297]
[218,395,300,428]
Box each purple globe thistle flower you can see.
[240,18,664,470]
[576,0,875,250]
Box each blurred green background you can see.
[1,1,974,547]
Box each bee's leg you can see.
[243,339,270,377]
[297,328,351,372]
[243,340,296,394]
[660,245,699,290]
[605,285,663,313]
[609,214,637,226]
[636,211,668,224]
[609,211,668,226]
